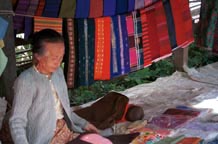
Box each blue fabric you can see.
[120,15,130,74]
[103,0,116,16]
[24,17,33,40]
[0,17,9,39]
[75,0,90,18]
[128,0,135,12]
[111,16,121,78]
[116,0,128,14]
[42,0,62,17]
[76,19,95,86]
[162,0,177,49]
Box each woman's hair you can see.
[30,29,64,55]
[125,105,144,122]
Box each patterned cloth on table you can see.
[111,15,130,78]
[35,0,45,16]
[140,1,172,62]
[75,19,95,86]
[154,135,185,144]
[135,0,145,10]
[63,18,76,88]
[89,0,103,18]
[128,0,135,12]
[24,0,39,39]
[116,0,128,15]
[176,137,202,144]
[75,0,90,18]
[103,0,116,16]
[42,0,62,17]
[169,0,194,48]
[94,17,111,80]
[13,0,30,31]
[59,0,76,18]
[162,0,177,49]
[126,11,144,72]
[34,16,62,34]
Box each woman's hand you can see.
[84,123,100,133]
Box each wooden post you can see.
[172,47,189,72]
[0,0,17,105]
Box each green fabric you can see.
[0,45,8,76]
[59,0,76,18]
[154,135,185,144]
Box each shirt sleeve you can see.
[9,75,33,144]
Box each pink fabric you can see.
[129,48,137,67]
[126,16,134,34]
[80,134,112,144]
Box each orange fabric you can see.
[34,16,63,34]
[94,17,111,80]
[116,104,133,123]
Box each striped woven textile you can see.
[34,16,63,34]
[126,11,144,72]
[76,19,95,86]
[75,0,90,18]
[111,16,122,78]
[116,0,128,14]
[140,1,171,62]
[63,18,75,88]
[94,17,111,80]
[35,0,45,16]
[170,0,194,48]
[59,0,76,18]
[118,15,130,74]
[89,0,103,18]
[128,0,135,12]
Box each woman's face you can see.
[36,42,65,75]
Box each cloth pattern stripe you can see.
[42,0,62,18]
[35,0,45,16]
[103,0,116,16]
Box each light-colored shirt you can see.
[9,66,88,144]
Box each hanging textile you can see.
[13,0,30,31]
[103,0,116,16]
[59,0,76,18]
[111,16,122,78]
[76,19,95,86]
[42,0,62,18]
[169,0,194,48]
[35,0,45,16]
[0,17,9,39]
[24,0,39,39]
[89,0,103,18]
[162,0,177,49]
[116,0,128,15]
[205,0,218,50]
[34,16,63,34]
[128,0,135,12]
[135,0,145,10]
[140,1,171,62]
[75,0,90,18]
[63,18,76,88]
[126,11,144,72]
[144,0,159,7]
[118,15,130,74]
[94,17,111,80]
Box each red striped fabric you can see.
[170,0,194,48]
[35,0,45,16]
[34,16,63,34]
[94,17,111,80]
